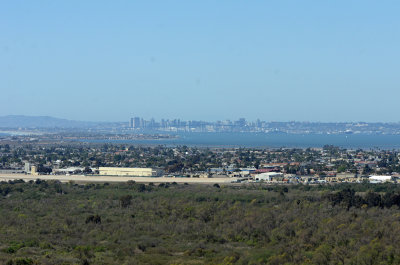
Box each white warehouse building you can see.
[254,172,284,182]
[369,175,393,183]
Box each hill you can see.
[0,115,98,128]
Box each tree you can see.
[362,165,373,175]
[85,215,101,224]
[137,184,146,192]
[83,167,92,174]
[337,165,347,173]
[365,192,382,207]
[120,195,132,208]
[36,164,52,174]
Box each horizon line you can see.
[1,114,400,124]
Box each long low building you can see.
[99,167,163,177]
[369,175,394,183]
[254,172,284,182]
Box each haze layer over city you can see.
[2,1,400,265]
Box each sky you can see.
[1,1,400,122]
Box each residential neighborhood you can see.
[1,143,400,184]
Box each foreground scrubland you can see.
[1,181,400,264]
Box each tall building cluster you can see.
[130,117,158,129]
[128,116,250,132]
[127,117,400,134]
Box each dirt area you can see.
[0,174,237,184]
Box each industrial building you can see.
[99,167,163,177]
[369,175,393,183]
[254,172,284,182]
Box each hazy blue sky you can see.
[1,1,400,122]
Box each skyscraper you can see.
[134,117,141,128]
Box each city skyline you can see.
[3,114,400,135]
[2,114,400,125]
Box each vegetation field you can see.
[2,181,400,264]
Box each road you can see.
[0,174,237,184]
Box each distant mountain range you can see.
[0,115,100,128]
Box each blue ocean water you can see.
[80,132,400,149]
